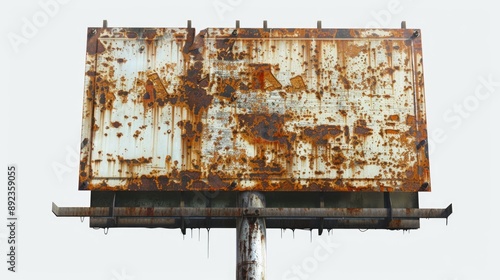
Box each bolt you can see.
[416,139,427,150]
[80,181,89,189]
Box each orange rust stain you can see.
[249,64,282,91]
[388,114,400,122]
[117,156,152,165]
[148,73,169,99]
[331,152,346,166]
[289,75,306,91]
[347,208,362,215]
[406,114,416,126]
[385,129,400,134]
[345,41,367,58]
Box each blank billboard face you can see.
[79,27,429,192]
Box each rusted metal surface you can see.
[80,26,429,192]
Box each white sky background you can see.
[1,0,499,279]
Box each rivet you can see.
[416,139,427,150]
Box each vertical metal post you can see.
[237,192,266,280]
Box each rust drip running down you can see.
[344,125,350,144]
[178,120,203,144]
[95,77,114,110]
[181,62,213,115]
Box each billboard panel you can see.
[79,27,429,192]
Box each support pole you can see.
[237,192,266,280]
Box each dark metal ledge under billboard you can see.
[53,191,452,230]
[52,191,452,230]
[79,24,429,192]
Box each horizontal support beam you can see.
[53,203,452,219]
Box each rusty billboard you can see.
[79,26,429,192]
[53,22,452,280]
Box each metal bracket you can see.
[318,193,325,235]
[180,192,186,235]
[243,208,261,216]
[109,192,117,226]
[384,192,393,227]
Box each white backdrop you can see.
[1,0,499,279]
